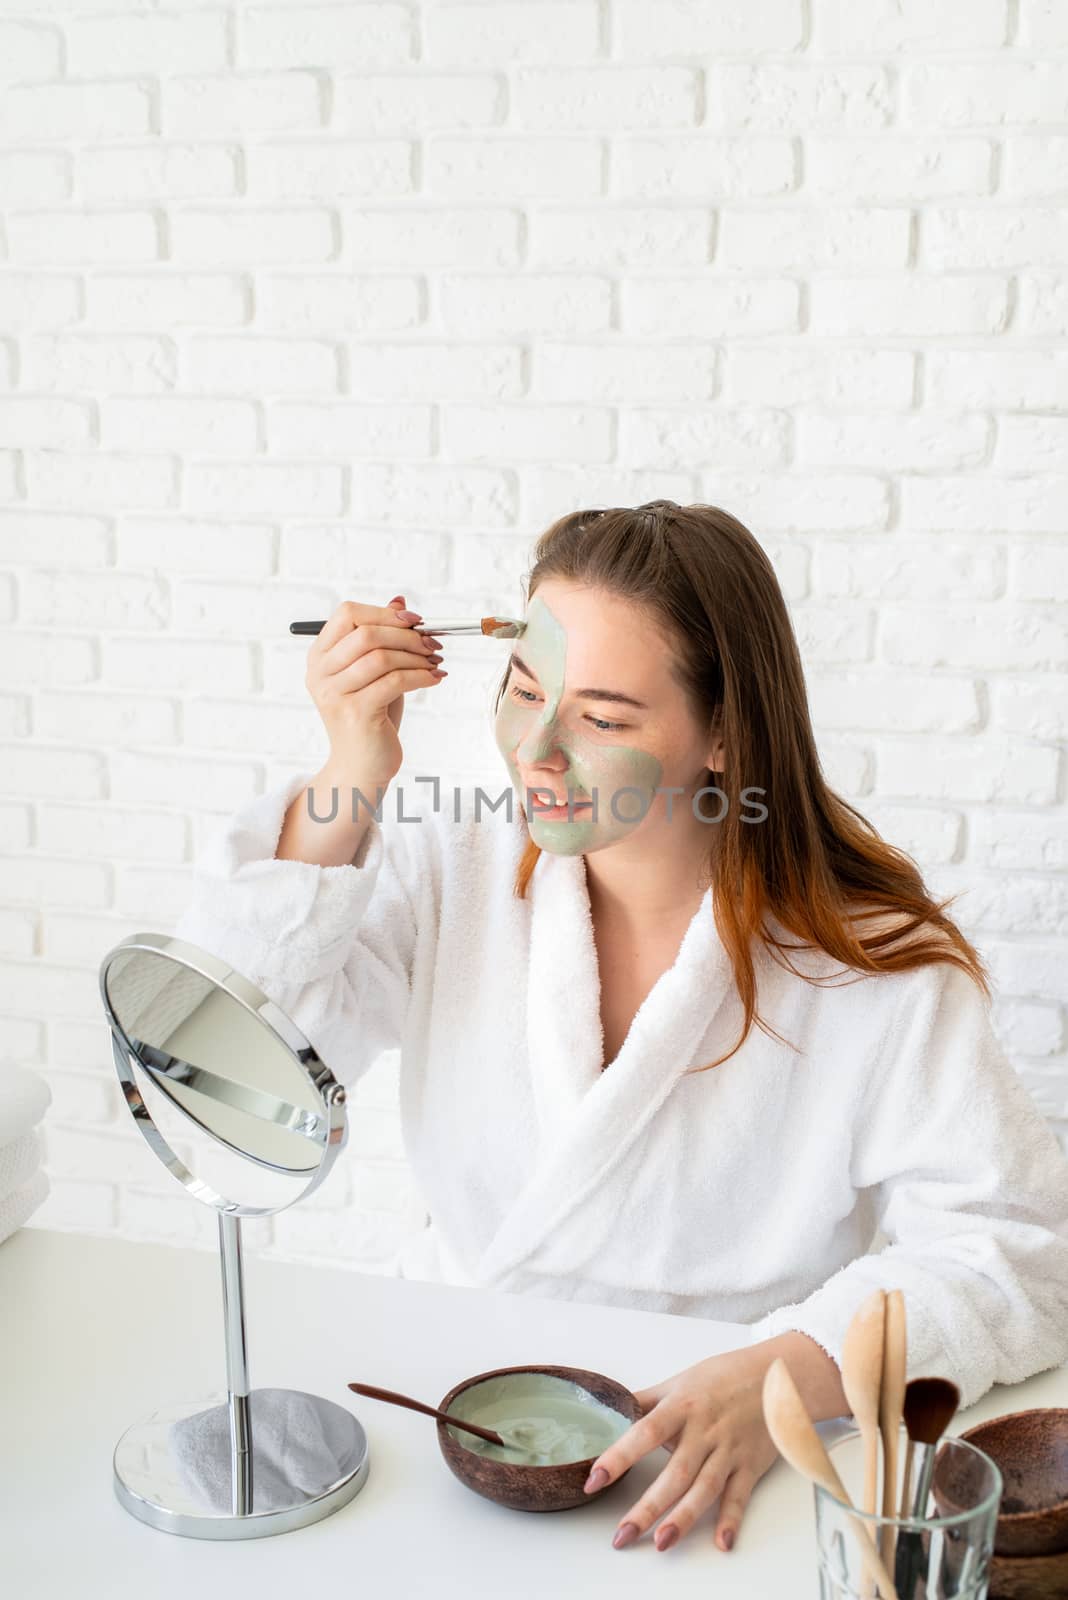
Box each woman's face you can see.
[494,580,722,857]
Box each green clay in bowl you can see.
[436,1363,643,1513]
[444,1372,632,1466]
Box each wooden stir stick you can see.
[879,1291,908,1573]
[347,1381,513,1449]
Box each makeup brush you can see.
[289,615,526,639]
[893,1377,960,1600]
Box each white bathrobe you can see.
[174,773,1068,1411]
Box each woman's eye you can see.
[509,684,624,734]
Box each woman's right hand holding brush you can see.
[276,595,445,866]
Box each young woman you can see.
[176,500,1068,1558]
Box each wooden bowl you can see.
[939,1407,1068,1557]
[435,1363,641,1512]
[985,1546,1068,1600]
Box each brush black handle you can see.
[893,1525,926,1599]
[290,618,497,636]
[894,1449,942,1600]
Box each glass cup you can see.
[813,1422,1003,1600]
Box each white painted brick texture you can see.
[0,0,1064,1270]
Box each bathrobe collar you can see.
[474,843,735,1287]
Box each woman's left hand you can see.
[582,1344,783,1554]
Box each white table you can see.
[5,1227,1067,1599]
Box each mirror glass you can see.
[101,940,344,1216]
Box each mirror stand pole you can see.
[217,1210,253,1516]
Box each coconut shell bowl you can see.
[933,1407,1068,1600]
[435,1363,642,1513]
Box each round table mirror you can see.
[99,932,370,1540]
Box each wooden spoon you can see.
[879,1290,908,1572]
[763,1357,900,1600]
[841,1288,888,1599]
[894,1377,961,1600]
[348,1381,519,1451]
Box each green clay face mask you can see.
[444,1373,631,1466]
[494,593,664,857]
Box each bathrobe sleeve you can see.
[748,962,1068,1411]
[172,771,437,1088]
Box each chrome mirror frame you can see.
[98,932,369,1540]
[101,932,348,1213]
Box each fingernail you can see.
[394,609,422,623]
[387,595,404,607]
[584,1466,609,1493]
[612,1522,639,1550]
[431,669,448,678]
[722,1528,734,1551]
[655,1524,679,1552]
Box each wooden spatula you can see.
[841,1288,888,1599]
[763,1357,900,1600]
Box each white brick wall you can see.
[1,0,1065,1273]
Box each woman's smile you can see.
[528,793,594,818]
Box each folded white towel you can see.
[0,1066,51,1147]
[169,1388,358,1515]
[0,1128,41,1205]
[0,1167,50,1248]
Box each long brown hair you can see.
[493,500,988,1071]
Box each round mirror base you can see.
[113,1390,370,1540]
